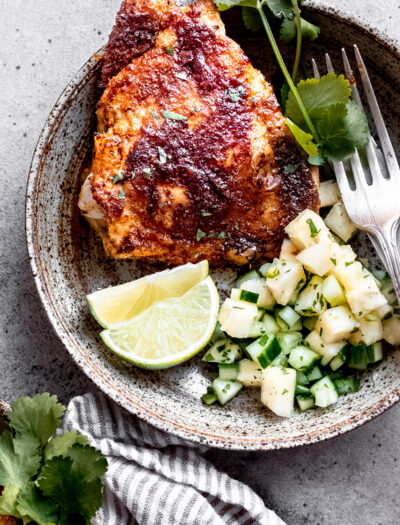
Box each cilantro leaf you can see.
[286,118,318,158]
[0,486,22,519]
[280,17,320,42]
[242,7,262,32]
[44,431,89,461]
[0,431,41,488]
[68,444,108,483]
[162,109,188,121]
[38,455,104,525]
[265,0,293,18]
[285,73,351,125]
[344,100,369,150]
[8,393,65,446]
[216,0,257,12]
[16,482,58,525]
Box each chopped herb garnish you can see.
[205,354,214,362]
[345,261,354,266]
[222,384,231,394]
[166,45,173,56]
[110,171,124,184]
[131,172,136,180]
[159,202,165,208]
[282,389,288,395]
[266,266,280,278]
[194,106,200,112]
[306,218,319,238]
[218,232,226,239]
[226,84,246,102]
[151,110,160,119]
[175,71,188,80]
[283,164,296,174]
[162,109,188,121]
[319,327,323,336]
[194,253,200,259]
[196,228,206,241]
[158,146,167,164]
[330,258,337,265]
[119,188,125,200]
[201,210,212,217]
[143,168,151,178]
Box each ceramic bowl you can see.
[26,2,400,449]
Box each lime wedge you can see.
[100,276,219,369]
[87,260,208,328]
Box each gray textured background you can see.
[1,1,399,524]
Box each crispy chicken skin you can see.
[79,0,319,267]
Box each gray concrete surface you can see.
[0,1,399,524]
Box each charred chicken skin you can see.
[79,0,319,267]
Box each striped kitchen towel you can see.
[61,392,285,525]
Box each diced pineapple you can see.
[265,259,306,306]
[348,317,383,346]
[240,278,275,310]
[383,316,400,345]
[305,330,347,366]
[218,299,259,339]
[331,260,364,291]
[261,366,296,418]
[285,209,329,250]
[295,276,327,316]
[330,243,357,265]
[325,201,357,242]
[230,288,240,300]
[237,359,262,387]
[317,306,360,344]
[279,239,298,260]
[319,180,340,207]
[322,274,346,306]
[296,234,334,276]
[345,275,388,317]
[374,303,393,320]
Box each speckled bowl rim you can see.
[26,2,400,450]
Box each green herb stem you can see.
[291,0,302,81]
[257,0,319,142]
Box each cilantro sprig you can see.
[215,0,369,165]
[0,393,107,525]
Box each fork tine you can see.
[354,45,400,178]
[311,58,320,79]
[341,48,362,106]
[325,53,335,73]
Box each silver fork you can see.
[312,46,400,302]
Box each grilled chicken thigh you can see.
[79,0,319,267]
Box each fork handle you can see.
[374,218,400,304]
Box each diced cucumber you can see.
[310,376,339,407]
[329,345,349,371]
[218,362,239,381]
[295,384,311,396]
[296,234,335,277]
[237,359,262,387]
[305,365,324,383]
[319,180,340,207]
[374,303,393,320]
[348,317,383,346]
[288,345,321,371]
[201,389,218,405]
[230,288,240,301]
[295,276,327,316]
[270,352,288,367]
[240,278,275,309]
[383,316,400,345]
[261,366,296,417]
[248,320,266,338]
[322,275,346,307]
[276,316,302,332]
[276,331,303,354]
[316,306,359,343]
[325,201,356,242]
[236,270,260,288]
[246,335,281,368]
[296,370,310,385]
[266,258,306,306]
[367,341,383,363]
[212,379,243,405]
[259,263,272,277]
[285,209,328,250]
[347,344,369,370]
[218,299,259,339]
[297,396,316,411]
[334,376,360,395]
[381,280,397,305]
[303,316,318,331]
[239,289,259,304]
[202,338,241,363]
[278,306,301,328]
[261,313,280,335]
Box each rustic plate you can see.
[26,2,400,449]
